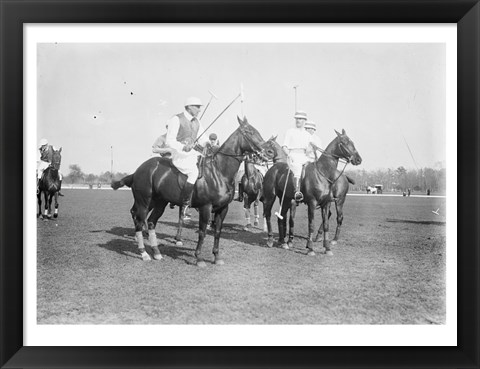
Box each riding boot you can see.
[180,182,195,220]
[294,177,303,203]
[236,183,244,202]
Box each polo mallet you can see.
[240,83,245,117]
[199,90,218,121]
[275,163,291,220]
[195,91,243,144]
[293,85,299,112]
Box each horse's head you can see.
[51,147,62,170]
[334,129,362,165]
[236,116,275,161]
[265,135,287,163]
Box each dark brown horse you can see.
[37,148,62,219]
[111,117,274,267]
[303,129,362,255]
[260,136,299,249]
[314,171,355,244]
[239,153,266,231]
[262,130,362,255]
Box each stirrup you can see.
[294,191,304,202]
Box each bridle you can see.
[214,127,268,164]
[314,137,356,185]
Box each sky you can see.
[37,42,446,175]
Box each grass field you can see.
[37,189,446,324]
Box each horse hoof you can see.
[330,240,337,246]
[314,236,321,242]
[307,250,316,256]
[153,253,163,261]
[196,260,207,268]
[141,252,152,261]
[281,243,289,250]
[53,214,58,219]
[175,240,183,247]
[243,226,249,231]
[254,221,259,227]
[266,240,274,248]
[326,250,334,256]
[214,259,224,266]
[287,241,293,249]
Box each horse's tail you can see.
[111,174,134,190]
[345,175,355,185]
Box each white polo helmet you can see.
[184,96,203,107]
[304,121,316,130]
[294,111,308,120]
[39,138,48,147]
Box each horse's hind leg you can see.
[175,206,185,246]
[243,201,251,231]
[211,205,229,266]
[263,195,275,247]
[287,201,297,249]
[131,200,151,261]
[278,201,290,249]
[146,200,168,260]
[253,199,260,227]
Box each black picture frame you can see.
[1,1,478,368]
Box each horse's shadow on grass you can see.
[159,220,272,248]
[96,226,197,265]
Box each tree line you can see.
[63,163,446,194]
[345,166,446,193]
[62,164,129,186]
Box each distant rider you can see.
[37,138,64,196]
[304,120,322,162]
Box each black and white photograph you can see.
[26,24,456,346]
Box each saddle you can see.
[159,155,203,190]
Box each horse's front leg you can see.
[322,203,333,256]
[315,207,332,242]
[37,193,42,218]
[43,192,49,219]
[195,204,212,267]
[211,205,229,266]
[332,201,344,245]
[306,202,316,256]
[53,192,59,218]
